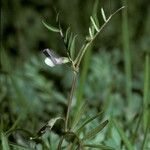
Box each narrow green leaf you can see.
[83,120,108,140]
[56,13,60,22]
[142,54,150,149]
[71,102,87,130]
[112,119,134,150]
[42,21,60,32]
[64,27,70,43]
[142,53,150,150]
[89,27,93,38]
[76,111,104,133]
[68,32,73,50]
[1,132,10,150]
[92,0,100,28]
[90,16,99,32]
[83,144,114,150]
[70,35,77,59]
[9,142,34,150]
[6,115,21,136]
[101,8,107,22]
[57,136,64,150]
[91,25,95,35]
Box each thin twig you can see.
[65,71,78,131]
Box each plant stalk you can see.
[143,54,150,131]
[122,0,132,103]
[65,71,78,131]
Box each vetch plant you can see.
[31,3,124,149]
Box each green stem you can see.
[143,54,150,131]
[112,119,134,150]
[122,0,132,103]
[65,72,78,131]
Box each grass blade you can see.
[122,0,132,103]
[112,119,134,150]
[141,109,150,150]
[76,111,104,133]
[71,102,87,130]
[5,115,21,136]
[142,54,150,149]
[83,144,114,150]
[9,142,34,150]
[143,54,150,131]
[83,120,108,140]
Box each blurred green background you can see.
[1,0,150,149]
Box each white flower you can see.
[43,48,69,67]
